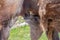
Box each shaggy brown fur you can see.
[39,0,60,40]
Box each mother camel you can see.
[0,0,59,40]
[39,0,60,40]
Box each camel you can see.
[39,0,60,40]
[0,0,59,40]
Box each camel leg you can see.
[46,27,54,40]
[46,19,59,40]
[0,26,10,40]
[0,17,18,40]
[46,27,59,40]
[30,25,43,40]
[25,20,43,40]
[52,30,59,40]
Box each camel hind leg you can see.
[46,19,59,40]
[46,27,59,40]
